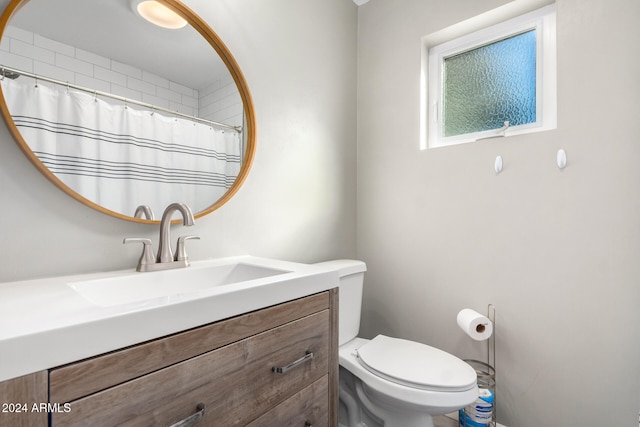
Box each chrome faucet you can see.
[157,202,195,263]
[124,202,199,272]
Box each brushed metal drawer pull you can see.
[272,351,314,374]
[170,403,205,427]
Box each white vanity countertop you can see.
[0,255,338,383]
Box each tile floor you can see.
[436,415,498,427]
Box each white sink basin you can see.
[69,262,290,307]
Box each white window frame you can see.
[423,4,556,149]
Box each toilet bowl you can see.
[315,260,478,427]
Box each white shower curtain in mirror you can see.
[1,78,241,216]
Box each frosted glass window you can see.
[423,4,556,148]
[443,30,537,137]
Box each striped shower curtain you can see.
[1,78,241,217]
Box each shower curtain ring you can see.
[34,75,38,88]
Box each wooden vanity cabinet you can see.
[51,289,339,427]
[0,372,48,427]
[0,289,338,427]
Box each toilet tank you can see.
[314,260,366,346]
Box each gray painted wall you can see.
[0,0,358,283]
[3,0,639,425]
[356,0,640,425]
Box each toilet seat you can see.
[355,335,476,392]
[340,337,479,416]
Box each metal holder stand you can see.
[461,304,496,427]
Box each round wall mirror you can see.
[0,0,256,223]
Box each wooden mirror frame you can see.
[0,0,256,223]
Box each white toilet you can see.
[315,260,478,427]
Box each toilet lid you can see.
[356,335,477,392]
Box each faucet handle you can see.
[123,238,155,271]
[175,235,200,263]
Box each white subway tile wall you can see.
[0,25,243,126]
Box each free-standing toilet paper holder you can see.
[486,303,495,372]
[460,304,497,427]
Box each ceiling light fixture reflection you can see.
[130,0,188,30]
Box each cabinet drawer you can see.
[246,375,328,427]
[51,310,329,426]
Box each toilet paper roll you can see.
[457,308,493,341]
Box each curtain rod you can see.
[0,65,242,133]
